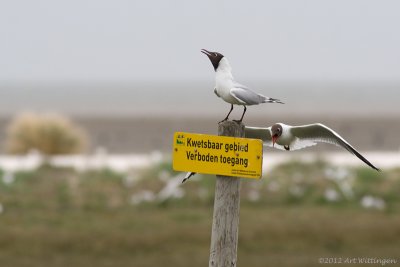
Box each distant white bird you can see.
[201,49,283,122]
[245,123,380,171]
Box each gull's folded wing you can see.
[230,88,262,105]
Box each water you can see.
[0,82,398,117]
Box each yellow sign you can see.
[172,132,263,179]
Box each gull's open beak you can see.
[272,135,278,147]
[201,49,212,56]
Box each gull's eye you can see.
[214,53,218,57]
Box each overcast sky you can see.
[1,0,399,84]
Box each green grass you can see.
[0,161,398,267]
[0,207,399,267]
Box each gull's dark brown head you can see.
[201,49,224,71]
[271,124,283,147]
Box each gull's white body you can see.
[271,123,317,150]
[214,58,239,104]
[273,123,296,147]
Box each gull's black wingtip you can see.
[368,163,380,172]
[366,163,380,172]
[182,172,196,183]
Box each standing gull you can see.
[201,49,284,122]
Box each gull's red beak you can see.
[272,135,278,147]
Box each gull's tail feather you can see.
[262,96,284,104]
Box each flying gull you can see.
[245,123,380,171]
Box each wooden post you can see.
[209,121,244,267]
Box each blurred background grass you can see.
[0,160,399,267]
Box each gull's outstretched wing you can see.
[290,123,380,171]
[245,126,272,142]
